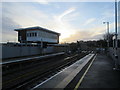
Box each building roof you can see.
[14,26,60,35]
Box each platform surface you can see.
[79,54,120,88]
[1,52,64,65]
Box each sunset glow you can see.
[1,1,116,43]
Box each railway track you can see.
[2,52,89,90]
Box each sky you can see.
[1,1,119,43]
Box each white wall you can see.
[26,30,58,43]
[2,46,54,59]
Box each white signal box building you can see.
[15,26,60,44]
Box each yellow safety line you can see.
[74,54,97,90]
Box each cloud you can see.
[49,7,79,42]
[34,0,49,4]
[1,0,49,4]
[62,30,104,43]
[58,7,76,21]
[2,2,50,27]
[1,0,116,2]
[62,31,92,42]
[2,2,116,43]
[2,3,78,42]
[84,18,96,25]
[61,23,115,43]
[2,16,21,42]
[53,7,79,25]
[2,2,52,42]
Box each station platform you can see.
[77,54,120,88]
[32,53,120,89]
[1,52,64,65]
[32,53,95,89]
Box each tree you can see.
[103,33,114,47]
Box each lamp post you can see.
[113,0,119,70]
[115,0,118,58]
[103,22,110,48]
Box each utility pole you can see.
[115,0,118,58]
[113,0,119,70]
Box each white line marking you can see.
[74,54,97,90]
[1,52,64,65]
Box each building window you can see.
[32,33,34,37]
[27,32,37,37]
[34,32,37,37]
[27,33,29,37]
[30,33,31,37]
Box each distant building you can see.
[15,26,60,45]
